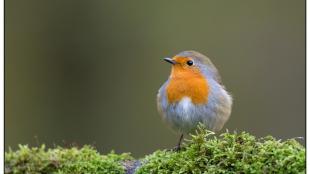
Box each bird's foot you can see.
[172,145,181,152]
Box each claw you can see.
[172,134,184,152]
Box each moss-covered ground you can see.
[5,125,305,174]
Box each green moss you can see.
[5,125,305,174]
[5,145,133,174]
[136,125,305,174]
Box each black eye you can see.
[187,60,193,66]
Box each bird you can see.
[157,50,232,150]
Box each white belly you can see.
[164,97,206,133]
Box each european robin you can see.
[157,50,232,150]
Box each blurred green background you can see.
[5,0,305,157]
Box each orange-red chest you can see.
[165,69,209,104]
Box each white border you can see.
[306,0,309,171]
[0,0,4,171]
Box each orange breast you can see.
[166,67,209,104]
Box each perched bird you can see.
[157,50,232,150]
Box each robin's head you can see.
[164,50,221,82]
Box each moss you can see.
[5,125,305,174]
[136,125,305,174]
[5,145,133,174]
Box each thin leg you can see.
[174,134,184,151]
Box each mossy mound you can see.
[5,145,132,174]
[136,126,305,174]
[5,125,305,174]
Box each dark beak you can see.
[164,57,176,65]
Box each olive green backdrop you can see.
[5,0,305,157]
